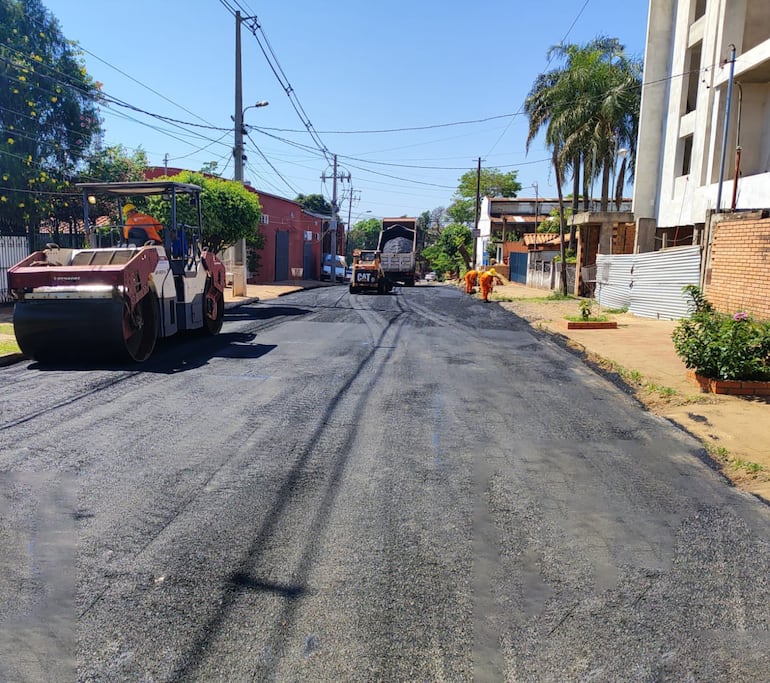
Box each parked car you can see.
[321,254,348,283]
[424,271,437,282]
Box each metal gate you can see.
[0,236,28,303]
[303,242,315,280]
[508,252,528,284]
[275,231,289,281]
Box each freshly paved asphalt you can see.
[0,283,768,680]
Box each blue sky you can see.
[42,0,650,220]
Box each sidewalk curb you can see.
[224,296,260,310]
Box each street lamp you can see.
[530,182,539,229]
[233,100,269,182]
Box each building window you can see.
[681,135,693,176]
[694,0,706,20]
[685,42,702,114]
[260,214,269,224]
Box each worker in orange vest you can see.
[123,203,163,244]
[464,268,478,294]
[479,267,503,302]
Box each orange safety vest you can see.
[124,212,163,243]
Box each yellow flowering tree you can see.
[0,0,101,225]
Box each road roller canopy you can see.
[75,181,203,197]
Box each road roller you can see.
[7,181,226,363]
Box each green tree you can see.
[295,193,332,216]
[446,198,474,225]
[421,222,472,277]
[147,170,263,254]
[537,207,573,233]
[525,38,642,239]
[525,37,641,293]
[0,0,102,224]
[84,145,147,184]
[455,167,522,200]
[345,217,381,259]
[199,161,220,176]
[43,145,148,239]
[447,168,521,227]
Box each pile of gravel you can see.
[382,237,413,253]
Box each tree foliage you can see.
[68,145,148,228]
[295,193,332,216]
[345,217,381,258]
[455,168,522,200]
[446,168,521,226]
[421,222,472,277]
[147,171,263,254]
[446,198,474,226]
[524,37,642,214]
[0,0,102,224]
[537,207,573,233]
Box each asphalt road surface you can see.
[1,284,768,682]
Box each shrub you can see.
[672,287,770,380]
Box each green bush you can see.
[672,287,770,380]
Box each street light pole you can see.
[234,11,244,182]
[232,10,268,294]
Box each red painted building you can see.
[146,166,330,282]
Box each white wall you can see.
[637,0,770,229]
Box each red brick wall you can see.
[706,217,770,321]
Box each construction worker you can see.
[464,268,478,294]
[479,267,503,303]
[123,203,163,244]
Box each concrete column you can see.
[635,217,657,253]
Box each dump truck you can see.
[377,218,417,287]
[348,249,391,295]
[8,181,226,363]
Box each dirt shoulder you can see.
[472,281,770,504]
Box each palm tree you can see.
[524,37,642,244]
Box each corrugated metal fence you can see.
[0,236,29,303]
[596,245,701,319]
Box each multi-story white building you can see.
[634,0,770,251]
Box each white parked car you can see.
[321,254,348,283]
[424,271,437,282]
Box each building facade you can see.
[633,0,770,250]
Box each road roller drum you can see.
[7,181,226,364]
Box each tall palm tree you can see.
[524,37,642,237]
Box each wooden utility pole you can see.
[472,157,481,268]
[321,155,350,277]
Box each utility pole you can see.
[231,11,247,295]
[321,155,350,277]
[234,11,245,184]
[345,188,360,260]
[472,157,481,268]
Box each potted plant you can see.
[563,299,617,329]
[672,286,770,394]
